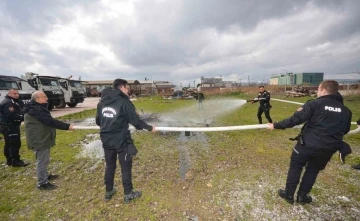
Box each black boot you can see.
[352,164,360,170]
[124,190,142,203]
[6,159,12,166]
[12,159,29,167]
[297,194,312,205]
[278,189,294,204]
[37,182,57,190]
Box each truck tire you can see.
[55,100,66,108]
[67,102,77,108]
[48,102,54,111]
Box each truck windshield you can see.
[69,81,83,89]
[0,80,20,90]
[39,78,59,86]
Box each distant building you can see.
[82,80,141,95]
[270,72,324,86]
[154,81,175,94]
[139,80,156,95]
[223,81,239,88]
[200,76,224,87]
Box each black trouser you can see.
[3,124,21,162]
[257,106,272,124]
[104,147,133,194]
[285,143,335,196]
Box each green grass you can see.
[0,94,359,220]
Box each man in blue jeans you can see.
[96,79,156,202]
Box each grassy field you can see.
[0,95,359,220]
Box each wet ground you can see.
[76,98,247,179]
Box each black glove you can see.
[125,144,138,161]
[339,142,351,164]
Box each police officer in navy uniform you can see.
[252,86,273,124]
[267,80,352,204]
[0,89,28,167]
[96,79,156,202]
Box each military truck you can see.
[20,72,65,110]
[0,75,32,105]
[56,78,86,108]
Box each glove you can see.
[125,144,138,161]
[339,142,351,164]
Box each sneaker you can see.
[278,189,294,204]
[105,187,117,201]
[37,182,57,190]
[12,160,29,167]
[297,194,312,205]
[124,190,142,203]
[47,174,59,180]
[351,164,360,170]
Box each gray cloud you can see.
[1,0,359,85]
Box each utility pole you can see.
[281,69,288,92]
[248,76,250,86]
[194,80,195,88]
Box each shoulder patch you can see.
[296,107,303,112]
[9,107,14,112]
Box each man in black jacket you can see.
[267,80,352,204]
[0,89,28,167]
[24,91,73,190]
[251,86,272,124]
[96,79,156,202]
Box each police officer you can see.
[0,89,28,167]
[251,86,272,124]
[267,80,352,204]
[96,79,156,202]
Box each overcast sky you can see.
[1,0,359,86]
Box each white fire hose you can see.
[72,98,359,134]
[73,124,269,131]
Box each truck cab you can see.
[0,75,32,106]
[21,72,65,110]
[57,78,86,108]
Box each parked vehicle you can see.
[0,75,32,105]
[56,78,86,108]
[20,72,64,110]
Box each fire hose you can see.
[72,124,359,134]
[72,98,359,134]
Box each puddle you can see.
[177,131,209,180]
[77,134,104,160]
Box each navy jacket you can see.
[0,95,24,126]
[96,88,152,149]
[253,90,271,108]
[274,94,352,151]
